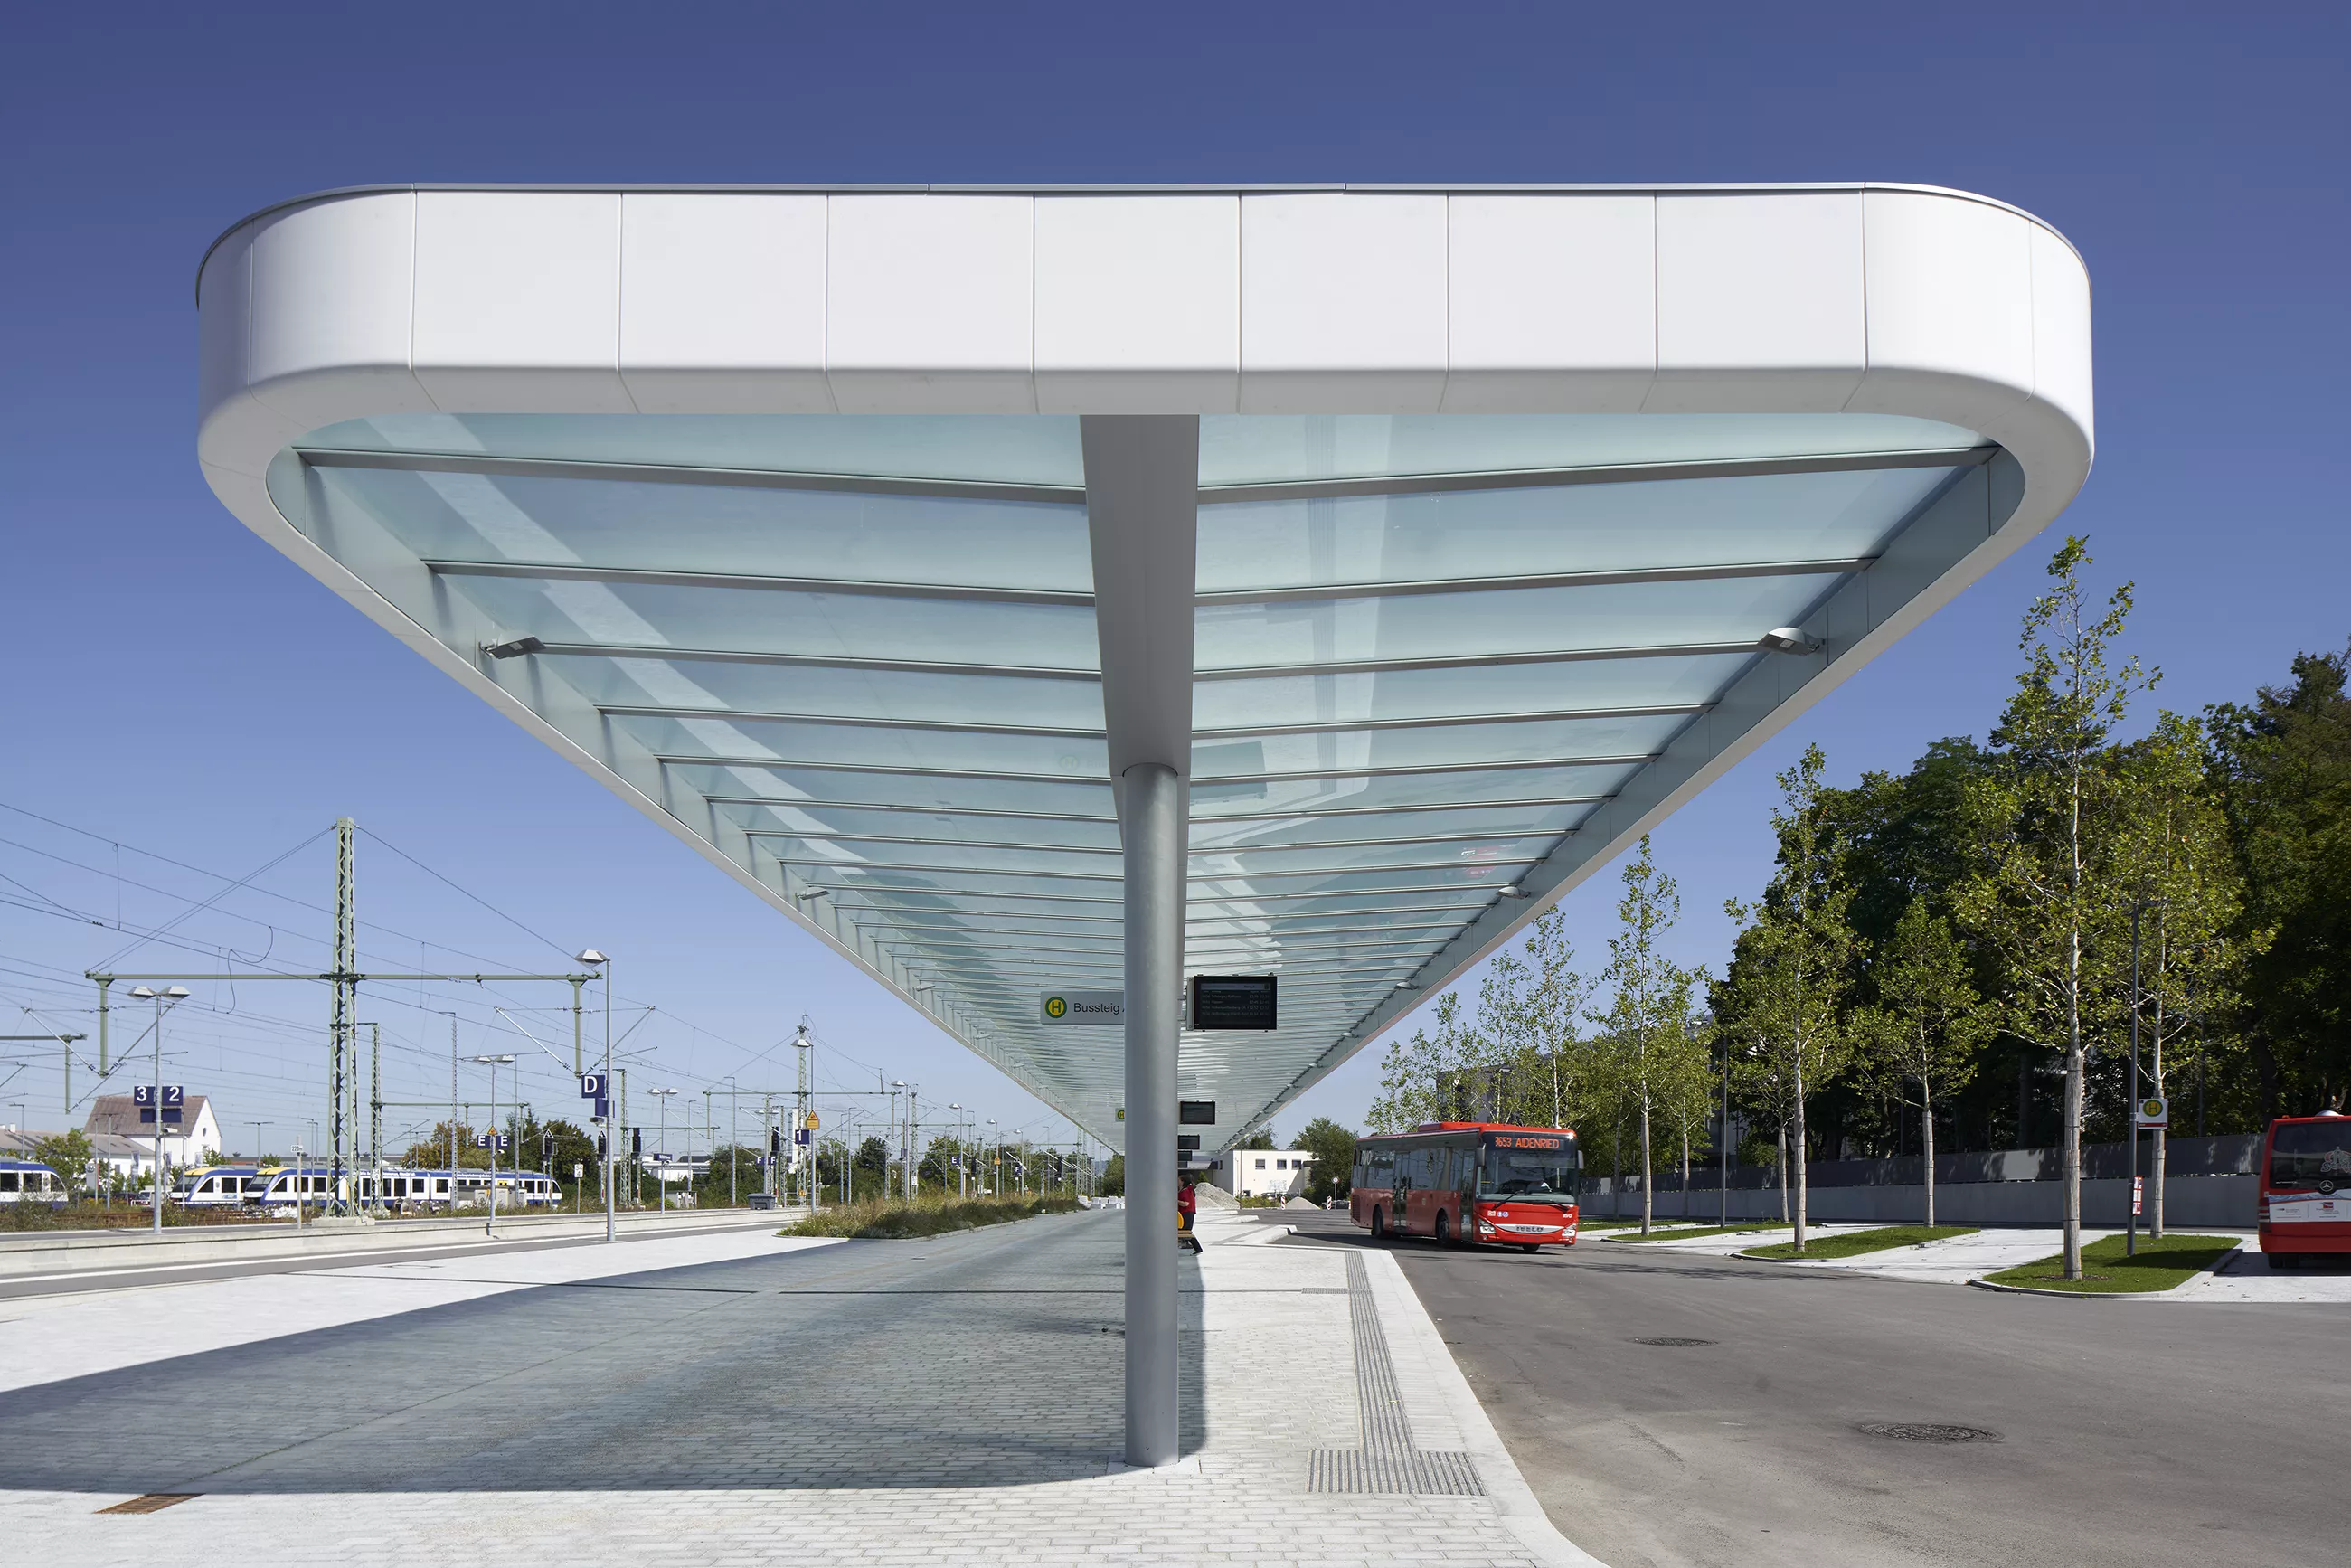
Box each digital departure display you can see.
[1191,974,1277,1031]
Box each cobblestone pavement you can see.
[3,1208,1591,1566]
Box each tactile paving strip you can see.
[1307,1252,1483,1496]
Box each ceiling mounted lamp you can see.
[485,636,546,660]
[1759,627,1823,655]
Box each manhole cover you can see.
[1629,1337,1715,1346]
[1859,1422,2000,1444]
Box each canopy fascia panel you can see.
[196,183,2092,1154]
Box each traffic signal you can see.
[770,1128,782,1157]
[631,1128,643,1163]
[597,1134,608,1161]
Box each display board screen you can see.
[1191,974,1277,1031]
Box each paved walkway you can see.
[2175,1241,2351,1302]
[0,1206,1596,1566]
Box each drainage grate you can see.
[1860,1422,2001,1444]
[99,1495,199,1516]
[1307,1253,1484,1497]
[1630,1337,1716,1346]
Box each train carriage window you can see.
[0,1173,20,1193]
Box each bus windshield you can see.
[2269,1122,2351,1189]
[1479,1143,1579,1204]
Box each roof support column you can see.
[1082,415,1198,1470]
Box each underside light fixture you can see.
[485,635,546,660]
[1498,883,1528,899]
[1759,626,1824,655]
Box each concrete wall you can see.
[1591,1173,2255,1228]
[1588,1134,2261,1228]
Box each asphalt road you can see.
[1278,1212,2348,1568]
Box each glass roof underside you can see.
[279,411,1988,1148]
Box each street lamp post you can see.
[471,1054,515,1237]
[649,1088,680,1213]
[126,986,188,1233]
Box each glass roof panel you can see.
[1196,466,1964,591]
[1197,413,1982,486]
[310,466,1091,591]
[665,762,1113,817]
[444,574,1100,670]
[722,801,1123,853]
[1190,801,1586,850]
[550,659,1106,732]
[269,407,2004,1158]
[620,714,1109,779]
[305,413,1087,485]
[1194,572,1851,672]
[1190,761,1641,817]
[1192,655,1748,731]
[1192,713,1690,779]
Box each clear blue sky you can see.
[1,4,2342,1152]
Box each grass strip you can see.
[1983,1232,2238,1294]
[1741,1223,1978,1261]
[1609,1223,1780,1242]
[782,1193,1083,1240]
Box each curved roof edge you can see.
[199,180,2085,296]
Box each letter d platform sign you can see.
[1040,990,1123,1025]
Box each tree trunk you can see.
[1921,1078,1936,1229]
[1638,1094,1654,1236]
[2062,1038,2084,1280]
[2149,993,2167,1240]
[1776,1119,1788,1223]
[1612,1114,1624,1219]
[1792,1053,1809,1251]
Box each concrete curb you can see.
[1364,1247,1610,1567]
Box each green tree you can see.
[2208,647,2351,1121]
[1956,536,2153,1279]
[1854,899,1992,1225]
[1290,1118,1358,1204]
[1490,908,1602,1130]
[30,1128,96,1195]
[1100,1153,1125,1197]
[1370,989,1484,1131]
[1591,837,1705,1236]
[1721,743,1858,1251]
[2094,713,2243,1234]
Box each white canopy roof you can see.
[196,184,2091,1155]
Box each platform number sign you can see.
[580,1072,606,1100]
[134,1083,185,1125]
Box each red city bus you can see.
[2260,1111,2351,1268]
[1349,1122,1580,1251]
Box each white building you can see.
[1227,1148,1316,1201]
[85,1093,224,1174]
